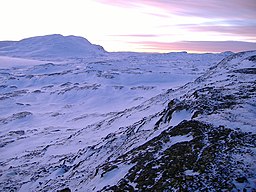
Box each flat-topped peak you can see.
[0,34,106,58]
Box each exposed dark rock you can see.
[100,121,256,191]
[9,130,25,136]
[247,55,256,62]
[233,68,256,74]
[0,111,32,124]
[58,187,71,192]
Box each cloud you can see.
[180,24,256,39]
[108,34,159,37]
[133,41,256,53]
[96,0,256,19]
[95,0,256,52]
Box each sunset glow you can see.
[0,0,255,52]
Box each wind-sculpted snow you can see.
[0,47,255,191]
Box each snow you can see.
[200,105,256,134]
[92,163,134,191]
[1,35,253,191]
[170,109,193,127]
[161,134,194,152]
[0,49,222,190]
[1,49,218,191]
[190,51,256,133]
[184,169,200,176]
[0,34,106,59]
[0,56,47,69]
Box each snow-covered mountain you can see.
[0,34,106,58]
[0,35,255,192]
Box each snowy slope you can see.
[0,35,255,191]
[98,51,256,192]
[0,34,106,58]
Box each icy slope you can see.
[0,34,106,58]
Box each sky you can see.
[0,0,255,53]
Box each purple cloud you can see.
[180,25,256,39]
[133,41,256,53]
[96,0,256,19]
[95,0,256,52]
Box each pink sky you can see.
[0,0,255,53]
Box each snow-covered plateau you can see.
[0,35,255,192]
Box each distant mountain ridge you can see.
[0,34,106,58]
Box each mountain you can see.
[0,36,255,191]
[0,34,106,58]
[0,41,15,48]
